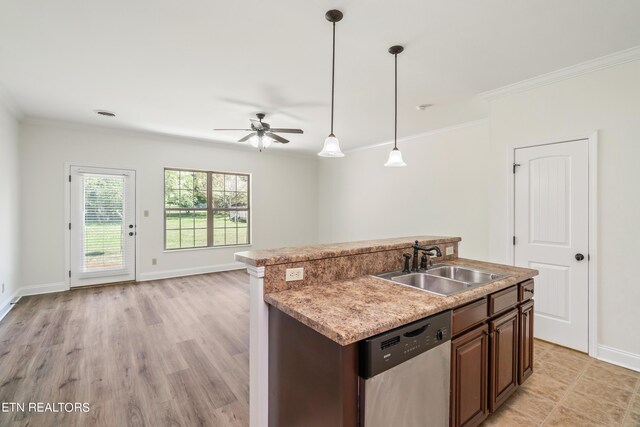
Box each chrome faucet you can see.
[412,240,442,272]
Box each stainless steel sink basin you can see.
[426,266,505,285]
[375,265,507,296]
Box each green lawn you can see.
[83,223,125,269]
[165,211,248,249]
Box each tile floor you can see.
[482,339,640,426]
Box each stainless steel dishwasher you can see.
[359,310,451,427]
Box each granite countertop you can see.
[264,258,538,346]
[234,235,461,267]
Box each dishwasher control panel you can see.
[359,310,451,379]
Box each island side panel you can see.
[268,308,359,427]
[248,265,269,427]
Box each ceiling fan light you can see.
[384,147,407,167]
[262,135,273,149]
[249,134,260,148]
[318,134,345,157]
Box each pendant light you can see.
[384,45,407,167]
[318,10,345,158]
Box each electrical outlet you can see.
[446,246,454,256]
[285,267,304,282]
[152,258,157,265]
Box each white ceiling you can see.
[1,1,640,153]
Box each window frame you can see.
[164,167,251,250]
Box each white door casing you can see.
[70,166,136,287]
[514,140,589,352]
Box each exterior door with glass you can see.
[70,166,136,287]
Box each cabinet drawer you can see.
[488,286,518,317]
[519,280,534,303]
[452,298,487,336]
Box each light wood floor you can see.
[0,270,250,427]
[3,272,640,427]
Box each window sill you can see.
[163,244,252,253]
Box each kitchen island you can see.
[236,236,537,427]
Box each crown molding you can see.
[346,119,488,154]
[479,45,640,101]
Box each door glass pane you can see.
[82,175,126,272]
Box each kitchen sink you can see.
[375,265,507,296]
[426,266,505,285]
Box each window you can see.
[164,168,250,249]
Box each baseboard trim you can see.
[137,262,245,282]
[20,282,69,297]
[0,294,21,322]
[597,344,640,373]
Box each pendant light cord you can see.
[394,52,398,150]
[330,22,336,135]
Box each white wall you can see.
[487,60,640,358]
[317,121,491,261]
[317,59,640,364]
[0,97,20,315]
[19,120,318,287]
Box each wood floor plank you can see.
[0,270,250,426]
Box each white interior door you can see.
[514,140,589,352]
[70,166,136,287]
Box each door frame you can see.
[506,132,598,358]
[64,162,141,289]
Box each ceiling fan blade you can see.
[269,128,304,134]
[213,128,253,131]
[249,119,264,130]
[266,132,289,144]
[238,133,256,142]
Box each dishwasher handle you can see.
[403,324,429,338]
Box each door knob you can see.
[129,224,134,229]
[575,253,585,261]
[129,232,134,236]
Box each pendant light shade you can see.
[385,147,407,167]
[384,45,406,167]
[318,10,345,158]
[319,133,344,157]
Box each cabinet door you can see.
[489,308,519,412]
[519,301,534,384]
[450,324,489,427]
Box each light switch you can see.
[144,210,149,217]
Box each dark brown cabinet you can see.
[488,308,519,412]
[519,300,534,384]
[450,280,535,427]
[450,324,489,427]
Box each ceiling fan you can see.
[214,113,303,151]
